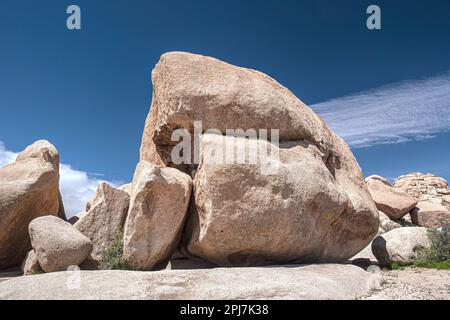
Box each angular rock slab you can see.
[0,140,61,269]
[372,227,431,267]
[183,134,379,266]
[29,216,93,273]
[366,178,417,220]
[124,161,192,271]
[0,264,381,300]
[75,183,130,261]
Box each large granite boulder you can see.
[0,140,61,269]
[140,52,378,266]
[75,183,130,261]
[182,133,378,266]
[29,216,93,273]
[123,161,192,271]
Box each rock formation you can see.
[21,250,43,276]
[395,173,450,228]
[140,52,379,266]
[371,227,431,267]
[123,161,192,270]
[366,176,417,220]
[29,216,93,273]
[0,264,381,300]
[75,183,130,261]
[0,140,61,269]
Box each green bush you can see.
[98,232,130,270]
[413,229,450,270]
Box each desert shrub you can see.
[98,232,130,270]
[413,229,450,270]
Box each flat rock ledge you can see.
[0,264,380,300]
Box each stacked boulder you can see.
[394,173,450,229]
[0,141,63,270]
[139,51,379,266]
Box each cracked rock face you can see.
[75,183,130,262]
[0,140,61,270]
[140,52,379,266]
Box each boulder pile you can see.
[351,172,449,269]
[0,52,446,278]
[394,173,450,229]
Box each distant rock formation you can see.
[395,173,450,228]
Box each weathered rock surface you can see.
[410,201,450,229]
[366,177,417,220]
[75,183,129,261]
[0,140,61,269]
[372,227,431,267]
[118,183,132,195]
[0,264,380,300]
[124,161,192,271]
[182,133,378,266]
[21,250,43,276]
[395,173,449,200]
[139,52,379,266]
[29,216,93,273]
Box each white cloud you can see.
[0,141,119,218]
[0,142,18,168]
[311,73,450,148]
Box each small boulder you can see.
[123,161,192,271]
[371,227,431,267]
[29,216,93,273]
[21,250,43,276]
[75,183,129,261]
[366,177,418,220]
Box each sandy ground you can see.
[362,268,450,300]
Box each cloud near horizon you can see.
[0,141,118,218]
[311,73,450,148]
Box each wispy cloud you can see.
[311,73,450,148]
[0,141,119,218]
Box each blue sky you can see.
[1,0,450,215]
